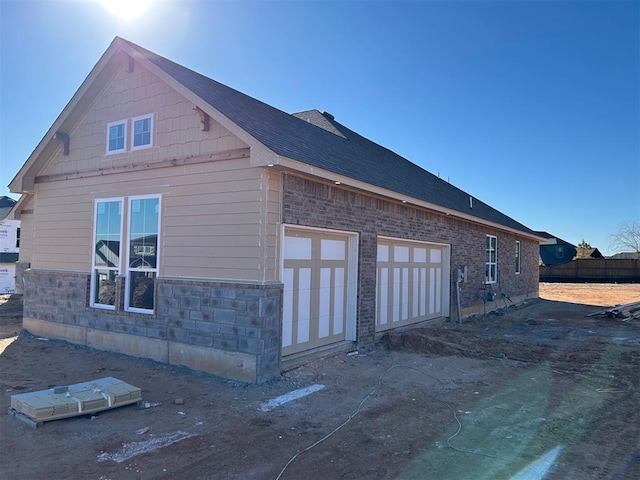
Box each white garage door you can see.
[376,237,450,332]
[281,226,357,356]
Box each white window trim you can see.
[124,194,161,314]
[515,240,521,274]
[130,113,154,151]
[90,197,124,309]
[106,119,127,155]
[486,235,498,284]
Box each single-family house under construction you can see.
[10,37,542,383]
[0,196,20,294]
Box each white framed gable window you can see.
[485,235,497,283]
[131,114,153,150]
[106,120,127,154]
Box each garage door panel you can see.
[282,268,294,348]
[378,268,389,326]
[297,267,311,344]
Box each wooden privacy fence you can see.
[540,258,640,283]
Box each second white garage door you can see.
[376,237,450,331]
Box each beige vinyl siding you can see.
[161,163,279,281]
[31,186,93,272]
[31,158,282,282]
[44,61,246,176]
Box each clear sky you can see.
[1,0,638,255]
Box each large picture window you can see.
[125,195,160,313]
[485,235,497,284]
[90,195,160,313]
[91,199,123,308]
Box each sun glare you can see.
[99,0,153,20]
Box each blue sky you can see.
[1,0,638,255]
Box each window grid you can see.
[106,114,153,155]
[131,114,153,150]
[106,120,127,154]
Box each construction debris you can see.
[9,377,141,427]
[587,300,640,320]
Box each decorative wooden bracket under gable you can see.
[54,132,70,155]
[193,105,210,131]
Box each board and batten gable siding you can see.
[30,158,279,281]
[44,59,247,176]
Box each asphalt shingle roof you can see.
[122,38,537,237]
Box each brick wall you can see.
[282,174,539,343]
[23,270,281,383]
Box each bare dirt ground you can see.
[0,283,638,480]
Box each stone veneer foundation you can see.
[22,269,282,383]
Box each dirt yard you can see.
[0,283,638,480]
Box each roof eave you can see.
[8,193,32,220]
[269,155,545,242]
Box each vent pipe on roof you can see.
[322,111,335,120]
[469,196,473,209]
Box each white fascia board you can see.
[539,238,559,245]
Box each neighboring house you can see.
[536,231,577,266]
[576,247,604,259]
[9,37,542,383]
[0,196,20,294]
[609,252,640,260]
[0,196,16,220]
